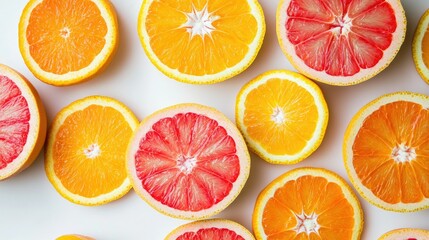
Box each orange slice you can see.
[45,96,138,205]
[127,103,250,219]
[344,92,429,212]
[235,70,328,164]
[412,9,429,84]
[378,228,429,240]
[165,219,255,240]
[253,167,363,240]
[56,235,95,240]
[0,64,47,180]
[277,0,406,85]
[138,0,265,84]
[19,0,118,86]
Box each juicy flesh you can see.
[422,24,429,70]
[26,0,107,74]
[262,175,355,239]
[135,112,240,211]
[352,101,429,204]
[286,0,397,76]
[176,227,245,240]
[0,76,30,170]
[53,105,132,198]
[243,78,319,155]
[145,0,258,76]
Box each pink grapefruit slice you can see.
[0,64,47,180]
[165,219,255,240]
[378,228,429,240]
[127,103,250,220]
[277,0,406,86]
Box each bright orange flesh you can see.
[25,0,108,74]
[352,100,429,204]
[243,78,319,155]
[145,0,257,76]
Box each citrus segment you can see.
[236,70,328,164]
[127,103,250,219]
[0,64,47,180]
[19,0,118,85]
[253,167,363,240]
[413,9,429,84]
[138,0,265,84]
[277,0,406,85]
[344,92,429,211]
[45,96,138,205]
[378,228,429,240]
[165,219,255,240]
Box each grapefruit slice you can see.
[45,96,138,206]
[56,235,95,240]
[19,0,118,86]
[253,167,363,240]
[412,9,429,84]
[127,103,250,219]
[0,64,47,180]
[378,228,429,240]
[165,219,255,240]
[277,0,406,85]
[344,92,429,212]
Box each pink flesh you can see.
[286,0,397,76]
[0,75,30,170]
[176,227,245,240]
[135,112,240,211]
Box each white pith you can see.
[177,155,197,174]
[294,212,320,235]
[182,4,219,38]
[332,15,352,36]
[84,143,101,159]
[60,27,71,39]
[391,143,416,163]
[271,106,285,124]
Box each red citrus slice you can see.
[165,219,255,240]
[378,228,429,240]
[0,64,47,180]
[127,103,250,220]
[277,0,406,85]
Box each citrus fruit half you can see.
[0,64,47,180]
[19,0,118,86]
[277,0,406,86]
[45,96,138,205]
[236,70,328,164]
[378,228,429,240]
[253,167,363,240]
[344,92,429,212]
[56,234,95,240]
[412,9,429,84]
[127,103,250,219]
[138,0,265,84]
[165,219,255,240]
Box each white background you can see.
[1,0,429,239]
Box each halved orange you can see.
[412,8,429,84]
[138,0,265,84]
[45,96,138,205]
[236,70,328,164]
[344,92,429,212]
[19,0,118,86]
[378,228,429,240]
[0,64,47,180]
[253,167,363,239]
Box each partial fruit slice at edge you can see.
[236,70,328,164]
[276,0,406,85]
[0,64,47,180]
[19,0,118,86]
[378,228,429,240]
[253,167,363,240]
[56,234,95,240]
[412,8,429,84]
[45,96,138,205]
[344,92,429,212]
[138,0,265,84]
[127,103,250,219]
[165,219,255,240]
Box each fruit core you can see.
[84,143,101,159]
[332,15,352,36]
[391,143,416,163]
[60,27,71,39]
[183,4,219,38]
[271,106,285,124]
[294,212,319,235]
[177,155,197,174]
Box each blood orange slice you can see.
[127,103,250,220]
[378,228,429,240]
[165,219,255,240]
[277,0,406,86]
[0,64,47,180]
